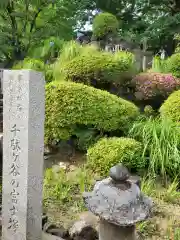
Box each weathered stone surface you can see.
[83,178,152,226]
[128,175,141,189]
[2,70,45,240]
[99,220,136,240]
[43,223,69,238]
[78,211,99,229]
[109,164,130,182]
[69,220,98,240]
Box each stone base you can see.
[99,220,136,240]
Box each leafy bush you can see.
[54,41,98,80]
[144,105,156,117]
[129,117,180,178]
[73,126,103,152]
[13,57,45,71]
[166,53,180,77]
[86,137,143,176]
[45,82,139,145]
[60,50,135,87]
[160,90,180,123]
[13,57,55,82]
[92,12,119,39]
[132,72,180,101]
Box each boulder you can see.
[69,219,98,240]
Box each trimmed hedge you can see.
[61,51,135,86]
[45,82,140,144]
[166,53,180,78]
[86,137,143,176]
[92,12,119,38]
[160,90,180,123]
[132,72,180,101]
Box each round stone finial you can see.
[109,164,130,182]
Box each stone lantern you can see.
[83,164,153,240]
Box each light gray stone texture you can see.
[83,177,152,226]
[2,70,45,240]
[99,220,136,240]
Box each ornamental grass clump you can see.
[129,117,180,178]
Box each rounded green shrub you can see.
[160,90,180,123]
[61,51,135,86]
[166,53,180,78]
[92,12,119,38]
[54,41,99,81]
[86,137,143,176]
[45,82,140,144]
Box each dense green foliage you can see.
[13,58,45,71]
[0,0,87,65]
[129,118,180,178]
[1,0,180,65]
[93,0,180,52]
[54,42,99,81]
[87,137,143,176]
[92,12,119,39]
[45,82,139,145]
[58,45,135,87]
[13,58,54,82]
[160,90,180,123]
[166,53,180,78]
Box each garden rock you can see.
[43,222,69,239]
[109,164,130,182]
[69,219,98,240]
[78,211,99,231]
[128,175,141,189]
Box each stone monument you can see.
[2,70,45,240]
